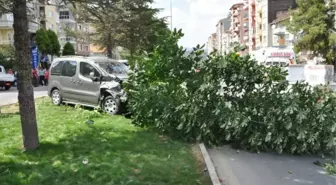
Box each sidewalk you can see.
[0,86,48,106]
[208,145,335,185]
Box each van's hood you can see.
[111,73,128,81]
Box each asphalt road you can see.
[0,86,48,106]
[208,145,336,185]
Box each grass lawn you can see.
[0,98,210,185]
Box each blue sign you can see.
[31,46,39,69]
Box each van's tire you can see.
[5,85,10,90]
[51,89,62,106]
[101,96,120,115]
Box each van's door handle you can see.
[71,79,75,83]
[78,80,82,84]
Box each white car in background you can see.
[0,65,15,90]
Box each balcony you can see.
[273,26,287,35]
[233,10,239,16]
[0,40,13,45]
[28,22,39,33]
[0,20,13,28]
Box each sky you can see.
[152,0,241,48]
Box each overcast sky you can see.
[152,0,241,48]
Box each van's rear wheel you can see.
[51,89,62,105]
[102,96,120,115]
[4,85,10,90]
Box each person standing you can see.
[38,67,46,86]
[44,68,49,86]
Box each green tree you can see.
[47,29,61,58]
[0,45,15,70]
[35,28,51,55]
[62,42,76,55]
[287,0,336,64]
[71,0,169,58]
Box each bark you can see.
[13,0,39,150]
[106,34,113,58]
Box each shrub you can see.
[62,42,76,56]
[126,29,336,155]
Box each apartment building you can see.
[229,2,250,54]
[57,5,90,56]
[206,33,217,54]
[269,11,294,49]
[248,0,256,52]
[255,0,297,49]
[230,3,244,44]
[215,17,231,54]
[0,0,41,45]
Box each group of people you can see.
[32,66,49,86]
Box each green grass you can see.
[0,98,210,185]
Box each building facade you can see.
[270,11,294,48]
[0,0,41,45]
[206,33,217,54]
[255,0,297,49]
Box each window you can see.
[0,67,2,73]
[49,11,53,17]
[61,61,77,77]
[50,61,64,76]
[80,62,100,78]
[59,11,70,19]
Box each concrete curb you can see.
[199,143,222,185]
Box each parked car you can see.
[0,65,15,90]
[47,56,127,115]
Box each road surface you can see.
[0,86,48,106]
[208,145,336,185]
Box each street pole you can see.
[170,0,173,30]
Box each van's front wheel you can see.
[102,96,120,115]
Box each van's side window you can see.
[61,61,77,77]
[50,61,64,76]
[80,62,100,78]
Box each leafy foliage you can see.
[35,29,51,55]
[35,29,60,57]
[126,29,336,155]
[72,0,169,58]
[47,29,61,57]
[0,45,15,70]
[62,42,76,56]
[287,0,336,64]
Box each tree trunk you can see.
[13,0,39,150]
[106,34,113,58]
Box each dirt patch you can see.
[0,103,19,114]
[191,144,212,185]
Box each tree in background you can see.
[62,42,76,56]
[287,0,336,64]
[71,0,169,58]
[0,45,15,70]
[35,29,60,59]
[35,29,51,55]
[47,29,61,58]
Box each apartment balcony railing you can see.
[0,20,39,33]
[273,27,287,35]
[0,20,13,28]
[0,40,13,45]
[28,22,39,33]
